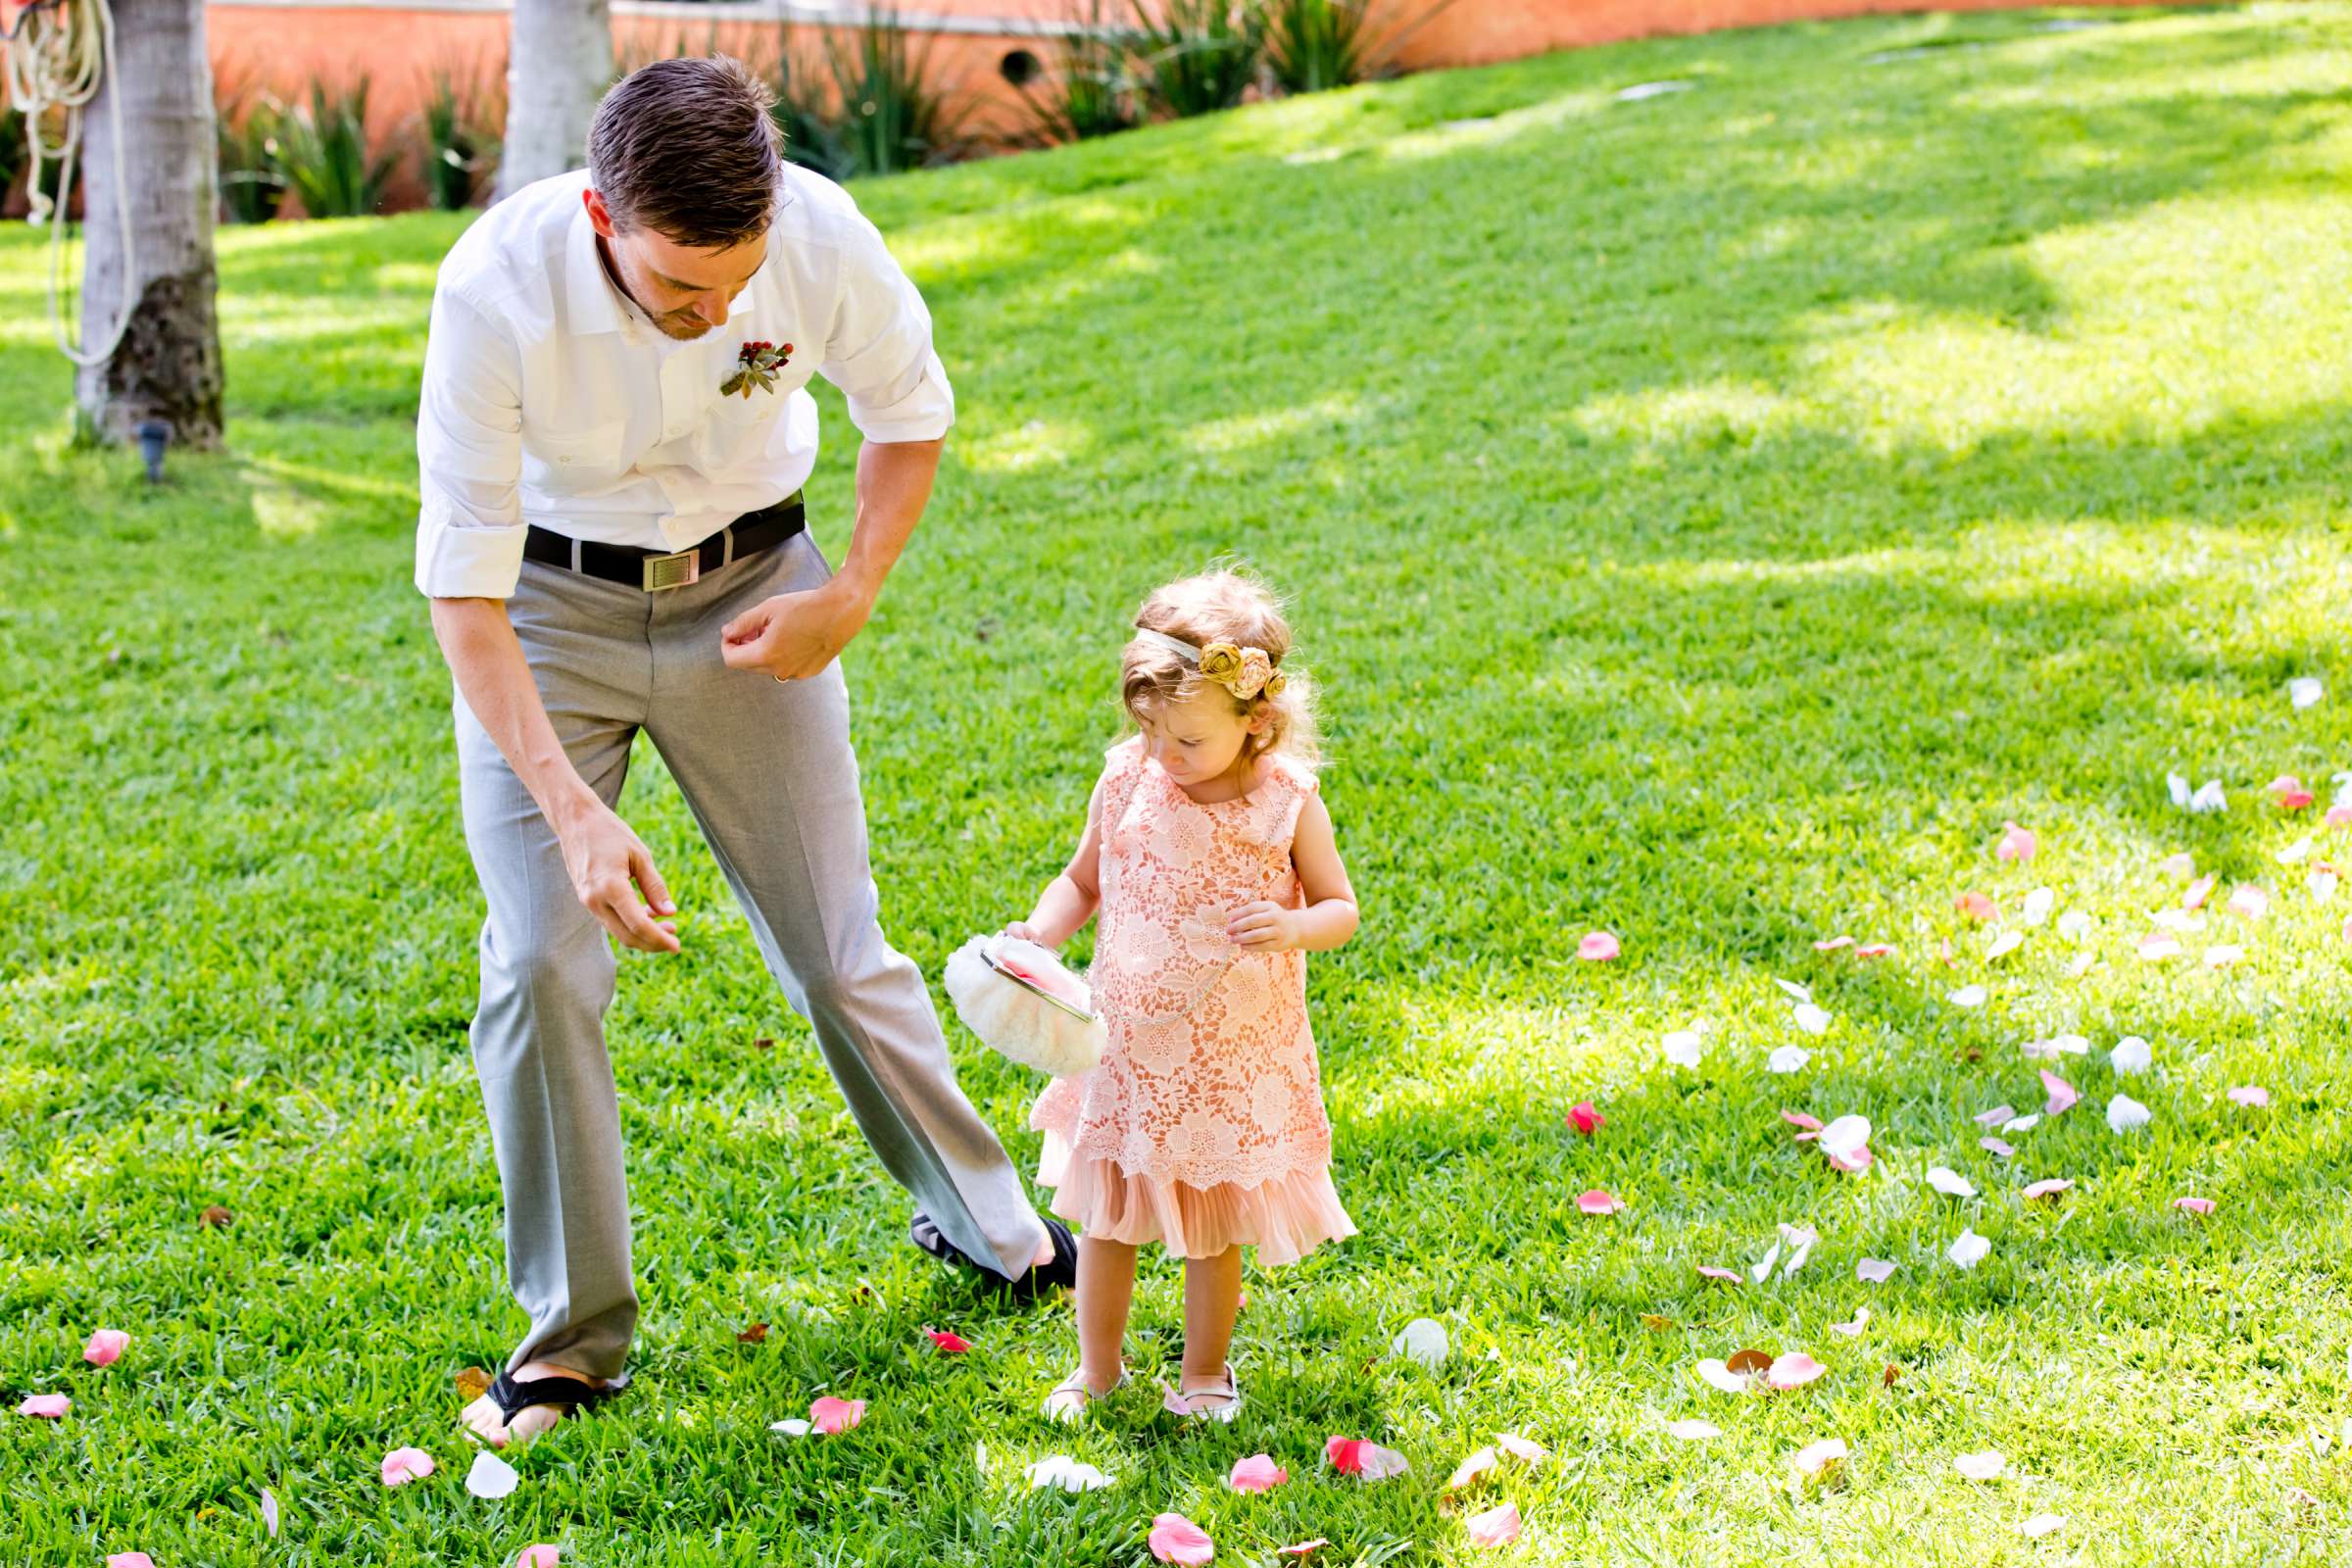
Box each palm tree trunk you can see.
[73,0,223,449]
[497,0,612,201]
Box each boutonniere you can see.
[720,339,793,398]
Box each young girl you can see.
[1011,570,1360,1423]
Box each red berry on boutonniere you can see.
[720,339,794,399]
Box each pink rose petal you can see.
[1229,1453,1289,1492]
[2039,1070,2079,1116]
[514,1549,562,1568]
[1792,1437,1849,1477]
[809,1396,865,1434]
[1325,1437,1409,1480]
[2183,873,2216,910]
[19,1393,69,1418]
[83,1329,130,1367]
[2022,1178,2074,1200]
[1955,892,1996,921]
[1665,1417,1722,1440]
[1814,935,1854,953]
[2228,1085,2270,1108]
[1149,1512,1215,1565]
[105,1556,155,1568]
[1697,1265,1744,1285]
[1577,930,1620,962]
[1855,942,1895,957]
[1446,1446,1498,1491]
[1495,1432,1547,1463]
[2203,944,2244,968]
[1326,1436,1367,1473]
[1781,1109,1824,1134]
[2272,776,2315,810]
[1974,1103,2018,1126]
[379,1446,435,1487]
[1825,1144,1875,1174]
[1995,821,2036,861]
[2330,806,2352,830]
[1466,1502,1523,1547]
[1766,1351,1826,1390]
[1855,1258,1896,1284]
[1576,1189,1623,1215]
[2174,1196,2215,1215]
[1278,1544,1329,1558]
[925,1327,971,1352]
[1829,1307,1870,1338]
[1980,1137,2016,1157]
[2228,884,2271,919]
[2138,931,2183,960]
[1566,1100,1604,1137]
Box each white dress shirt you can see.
[413,165,956,599]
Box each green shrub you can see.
[418,60,504,211]
[274,76,401,219]
[1128,0,1266,119]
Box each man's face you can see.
[584,188,766,341]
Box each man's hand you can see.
[719,580,871,681]
[558,800,681,953]
[1227,900,1300,953]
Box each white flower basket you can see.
[943,931,1105,1079]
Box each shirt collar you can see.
[565,200,770,338]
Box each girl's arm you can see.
[1230,792,1359,954]
[1008,776,1107,949]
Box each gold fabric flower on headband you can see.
[1196,640,1283,701]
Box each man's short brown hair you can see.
[588,56,781,249]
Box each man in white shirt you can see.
[416,57,1072,1446]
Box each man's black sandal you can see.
[910,1211,1078,1299]
[486,1370,624,1426]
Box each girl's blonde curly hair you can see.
[1121,568,1322,766]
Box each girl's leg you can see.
[1076,1235,1140,1391]
[1178,1245,1243,1391]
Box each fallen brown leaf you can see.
[199,1204,233,1229]
[737,1322,769,1344]
[455,1366,493,1401]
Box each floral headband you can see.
[1133,627,1288,701]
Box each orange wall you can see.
[192,0,2158,213]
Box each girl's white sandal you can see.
[1042,1368,1124,1424]
[1160,1362,1243,1424]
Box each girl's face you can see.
[1140,688,1264,789]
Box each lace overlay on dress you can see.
[1029,737,1353,1264]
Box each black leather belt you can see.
[523,491,806,592]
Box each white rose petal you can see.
[2020,887,2056,927]
[2107,1094,2151,1132]
[2290,677,2325,710]
[1819,1115,1872,1163]
[466,1450,519,1499]
[2110,1036,2151,1075]
[1927,1167,1978,1199]
[1025,1454,1116,1492]
[1768,1046,1811,1074]
[1791,1003,1833,1036]
[1947,1228,1991,1269]
[1393,1318,1448,1370]
[1662,1028,1704,1068]
[1948,985,1988,1008]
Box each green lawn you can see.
[7,4,2352,1562]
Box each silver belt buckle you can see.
[641,547,701,592]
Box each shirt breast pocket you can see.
[523,420,628,486]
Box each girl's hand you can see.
[1226,900,1299,952]
[1005,920,1047,945]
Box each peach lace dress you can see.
[1029,737,1354,1265]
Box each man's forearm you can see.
[834,436,944,608]
[430,596,599,832]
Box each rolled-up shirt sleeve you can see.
[819,214,956,445]
[414,283,527,599]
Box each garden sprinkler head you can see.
[135,418,172,483]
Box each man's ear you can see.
[583,188,618,240]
